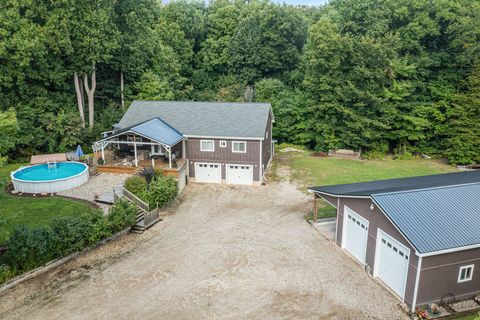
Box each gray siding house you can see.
[309,171,480,311]
[94,101,274,186]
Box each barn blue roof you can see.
[373,183,480,254]
[104,117,184,147]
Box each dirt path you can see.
[0,181,407,319]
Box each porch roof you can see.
[101,118,184,147]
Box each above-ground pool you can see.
[11,162,89,193]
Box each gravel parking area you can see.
[58,173,130,212]
[0,181,407,319]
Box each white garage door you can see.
[195,163,221,183]
[226,164,253,185]
[342,207,368,264]
[374,230,410,299]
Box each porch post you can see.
[101,144,105,163]
[313,193,318,223]
[151,157,155,168]
[168,146,172,169]
[133,134,138,167]
[182,139,186,158]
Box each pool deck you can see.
[57,173,130,213]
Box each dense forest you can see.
[1,0,479,164]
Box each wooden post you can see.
[182,139,186,158]
[151,158,155,168]
[133,134,138,167]
[168,146,172,169]
[313,193,318,223]
[101,144,105,163]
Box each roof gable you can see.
[373,183,480,254]
[117,100,272,139]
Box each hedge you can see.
[0,200,137,284]
[146,174,178,209]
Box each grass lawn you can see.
[277,152,458,219]
[0,163,95,245]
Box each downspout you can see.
[412,256,423,311]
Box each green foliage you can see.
[81,210,112,246]
[1,0,480,164]
[107,200,137,234]
[0,264,16,284]
[3,226,53,272]
[50,217,90,257]
[124,176,148,197]
[146,174,178,209]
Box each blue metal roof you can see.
[372,183,480,254]
[130,118,184,147]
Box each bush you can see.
[3,226,53,272]
[107,200,137,233]
[146,174,177,208]
[0,264,16,283]
[81,210,112,246]
[50,216,90,258]
[124,176,148,197]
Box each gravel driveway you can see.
[0,182,407,319]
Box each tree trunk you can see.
[244,84,254,102]
[74,72,86,128]
[83,63,96,129]
[120,70,125,108]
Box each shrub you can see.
[97,158,104,165]
[0,264,16,283]
[50,216,90,258]
[107,200,137,233]
[146,174,177,208]
[81,210,112,246]
[124,176,148,197]
[3,226,53,272]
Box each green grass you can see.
[0,163,94,244]
[289,154,457,191]
[278,152,458,220]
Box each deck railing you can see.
[123,188,150,212]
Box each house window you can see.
[220,140,227,148]
[200,140,214,152]
[232,141,246,153]
[458,265,474,283]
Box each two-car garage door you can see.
[342,206,409,300]
[195,163,254,185]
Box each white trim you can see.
[341,206,369,265]
[373,228,410,301]
[412,256,422,310]
[458,264,474,283]
[151,144,165,155]
[220,140,227,147]
[200,139,215,152]
[259,139,263,180]
[232,141,247,153]
[185,134,263,141]
[417,243,480,257]
[335,197,340,243]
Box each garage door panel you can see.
[226,164,253,185]
[195,163,221,184]
[375,230,409,299]
[343,207,368,264]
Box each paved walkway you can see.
[0,183,407,320]
[58,173,129,212]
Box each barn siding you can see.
[330,197,418,308]
[186,138,261,181]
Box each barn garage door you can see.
[226,164,253,185]
[195,163,221,183]
[342,207,369,264]
[374,230,410,299]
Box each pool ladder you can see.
[46,158,57,170]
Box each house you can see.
[308,170,480,311]
[93,101,274,186]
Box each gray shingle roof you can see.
[117,101,272,139]
[373,183,480,254]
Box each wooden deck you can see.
[137,158,186,178]
[96,165,138,174]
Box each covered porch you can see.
[92,118,186,170]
